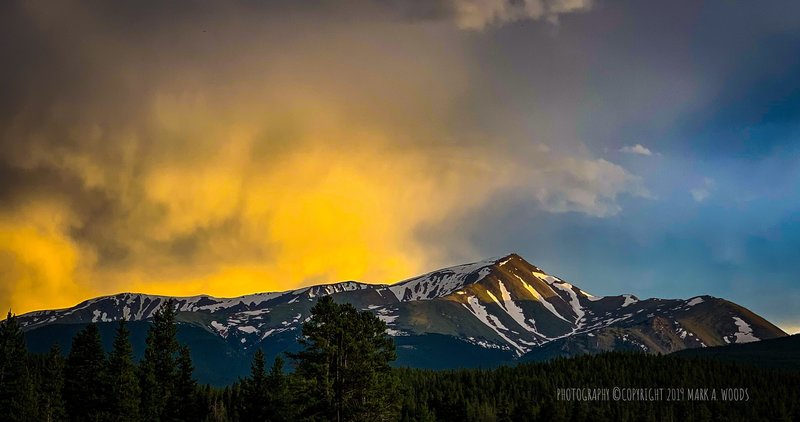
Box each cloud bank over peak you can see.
[0,0,642,314]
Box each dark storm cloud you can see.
[1,0,643,314]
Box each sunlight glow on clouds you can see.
[0,0,645,314]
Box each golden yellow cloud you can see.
[1,93,508,314]
[0,202,94,313]
[0,1,644,315]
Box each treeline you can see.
[395,353,800,421]
[1,303,204,422]
[2,297,800,422]
[0,296,397,421]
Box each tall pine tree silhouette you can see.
[168,345,199,421]
[241,348,268,421]
[64,323,107,421]
[0,311,36,422]
[139,299,180,421]
[106,320,140,421]
[39,344,66,422]
[266,355,291,421]
[290,296,397,422]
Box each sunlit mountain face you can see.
[1,0,799,335]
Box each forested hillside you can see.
[394,354,800,421]
[2,300,798,421]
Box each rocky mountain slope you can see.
[17,253,787,384]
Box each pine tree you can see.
[289,296,397,422]
[139,299,180,421]
[0,311,36,422]
[38,345,66,422]
[106,320,140,421]
[266,355,291,422]
[241,348,268,421]
[203,396,230,422]
[168,345,199,421]
[64,323,107,421]
[224,383,241,422]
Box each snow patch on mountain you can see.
[512,274,570,323]
[686,297,704,307]
[731,316,759,343]
[532,271,559,284]
[389,257,498,301]
[497,281,541,337]
[211,321,227,336]
[497,256,513,267]
[621,295,638,308]
[579,289,601,301]
[463,296,524,354]
[377,314,399,324]
[237,326,258,334]
[463,337,510,351]
[295,281,375,298]
[549,281,585,324]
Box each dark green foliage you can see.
[266,355,290,421]
[241,348,269,420]
[674,333,800,371]
[168,345,200,421]
[106,320,140,421]
[241,350,292,421]
[37,345,67,422]
[64,323,107,421]
[139,299,180,421]
[0,311,36,421]
[288,296,398,421]
[3,301,204,421]
[395,353,800,422]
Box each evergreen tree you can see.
[0,311,36,422]
[38,344,66,422]
[266,355,291,421]
[106,320,140,421]
[168,345,199,421]
[241,348,268,421]
[289,296,397,422]
[139,299,180,421]
[224,383,242,422]
[203,396,230,422]
[64,323,107,421]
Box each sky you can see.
[1,0,799,333]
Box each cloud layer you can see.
[0,0,644,313]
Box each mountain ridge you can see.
[16,253,787,384]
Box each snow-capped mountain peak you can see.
[388,256,504,301]
[15,253,786,366]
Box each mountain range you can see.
[17,253,787,385]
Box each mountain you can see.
[17,253,787,385]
